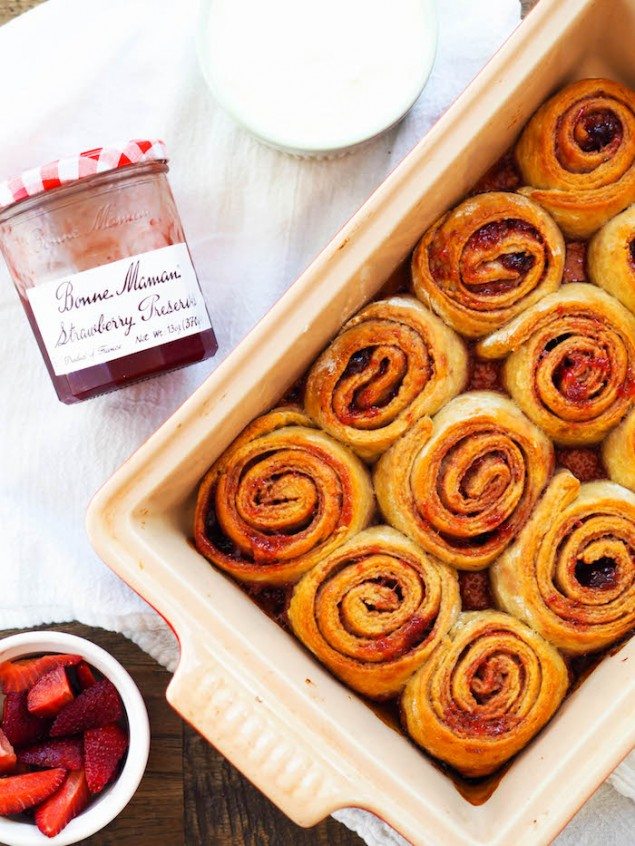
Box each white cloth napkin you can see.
[0,0,632,843]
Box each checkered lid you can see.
[0,139,168,211]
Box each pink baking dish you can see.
[86,1,635,843]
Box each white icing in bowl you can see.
[197,0,438,156]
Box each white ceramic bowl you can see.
[196,0,438,158]
[0,631,150,846]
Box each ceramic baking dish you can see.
[86,1,635,843]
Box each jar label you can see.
[26,243,212,376]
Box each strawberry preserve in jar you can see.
[0,140,217,403]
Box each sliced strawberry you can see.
[75,662,97,690]
[84,723,128,794]
[35,769,90,838]
[50,679,123,738]
[18,738,83,771]
[0,768,66,816]
[0,654,82,693]
[27,666,75,718]
[0,728,17,774]
[2,692,49,747]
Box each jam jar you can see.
[0,140,217,403]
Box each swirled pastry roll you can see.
[603,408,635,491]
[194,407,375,585]
[588,204,635,314]
[491,470,635,654]
[401,611,568,777]
[411,192,564,338]
[374,392,554,570]
[517,78,635,239]
[288,525,460,699]
[304,296,468,461]
[477,284,635,446]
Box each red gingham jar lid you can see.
[0,139,168,211]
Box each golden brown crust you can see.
[517,78,635,238]
[588,204,635,314]
[373,392,554,570]
[401,611,568,777]
[304,296,468,462]
[411,192,564,338]
[477,284,635,446]
[603,407,635,491]
[287,525,460,699]
[194,407,375,585]
[490,470,635,653]
[192,78,635,778]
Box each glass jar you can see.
[0,140,217,403]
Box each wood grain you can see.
[183,724,357,846]
[0,0,538,844]
[0,0,39,23]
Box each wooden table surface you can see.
[0,0,537,844]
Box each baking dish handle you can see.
[166,634,359,828]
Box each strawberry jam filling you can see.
[556,447,607,482]
[574,556,618,589]
[563,241,587,283]
[466,219,537,250]
[575,109,623,153]
[470,660,509,705]
[459,571,493,611]
[352,357,399,410]
[471,152,521,195]
[342,347,373,376]
[204,503,245,559]
[429,219,542,292]
[459,220,541,295]
[369,614,433,657]
[498,252,535,274]
[340,346,405,412]
[552,350,611,402]
[467,356,504,392]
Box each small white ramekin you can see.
[0,631,150,846]
[196,0,439,158]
